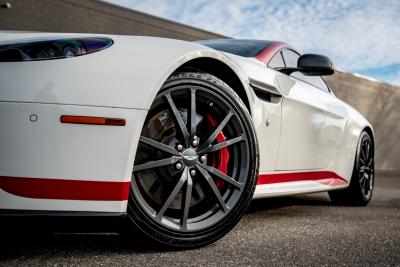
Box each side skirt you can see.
[0,209,127,217]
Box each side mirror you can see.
[279,54,334,76]
[297,54,334,76]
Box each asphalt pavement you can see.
[0,173,399,266]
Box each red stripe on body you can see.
[0,171,346,201]
[255,42,294,64]
[0,176,131,201]
[257,171,347,186]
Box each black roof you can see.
[196,39,275,57]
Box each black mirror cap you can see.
[298,54,334,76]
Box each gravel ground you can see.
[0,174,399,266]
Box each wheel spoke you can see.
[165,93,190,146]
[198,164,244,190]
[362,176,368,194]
[156,168,188,220]
[363,173,369,186]
[367,158,373,167]
[363,166,372,174]
[197,166,229,212]
[359,167,365,176]
[181,175,193,230]
[200,111,233,149]
[132,156,180,172]
[359,172,365,183]
[368,175,374,190]
[198,135,245,154]
[365,142,370,161]
[139,136,180,156]
[360,146,366,161]
[189,88,196,140]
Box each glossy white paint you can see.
[0,33,250,111]
[225,54,282,172]
[253,180,348,199]
[0,101,146,211]
[0,32,373,212]
[0,102,146,181]
[276,75,347,170]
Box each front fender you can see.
[0,33,251,112]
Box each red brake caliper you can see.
[206,114,230,190]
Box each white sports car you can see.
[0,33,374,247]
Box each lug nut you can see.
[192,139,198,147]
[175,162,183,170]
[190,169,196,177]
[176,144,183,151]
[200,155,207,163]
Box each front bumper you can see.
[0,101,147,212]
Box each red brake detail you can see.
[206,114,229,190]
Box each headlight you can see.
[0,37,113,62]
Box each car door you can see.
[274,49,348,171]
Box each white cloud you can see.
[105,0,400,82]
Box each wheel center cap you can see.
[182,148,198,166]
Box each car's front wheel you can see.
[126,72,259,248]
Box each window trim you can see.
[267,49,285,69]
[272,48,332,94]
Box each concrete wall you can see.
[1,0,399,172]
[0,0,226,40]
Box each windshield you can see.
[197,39,273,57]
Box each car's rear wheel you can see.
[126,72,259,248]
[329,131,374,206]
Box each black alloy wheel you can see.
[329,131,374,206]
[126,72,259,248]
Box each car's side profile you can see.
[0,33,374,248]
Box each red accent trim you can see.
[257,171,347,186]
[0,176,131,201]
[255,42,295,64]
[0,172,346,201]
[60,115,126,126]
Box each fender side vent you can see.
[251,85,282,104]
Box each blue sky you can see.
[105,0,400,86]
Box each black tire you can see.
[329,131,374,206]
[126,72,259,248]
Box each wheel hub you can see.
[182,148,198,167]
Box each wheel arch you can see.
[363,126,375,150]
[172,57,252,115]
[344,124,375,184]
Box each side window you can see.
[268,51,285,69]
[281,49,299,68]
[282,49,330,93]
